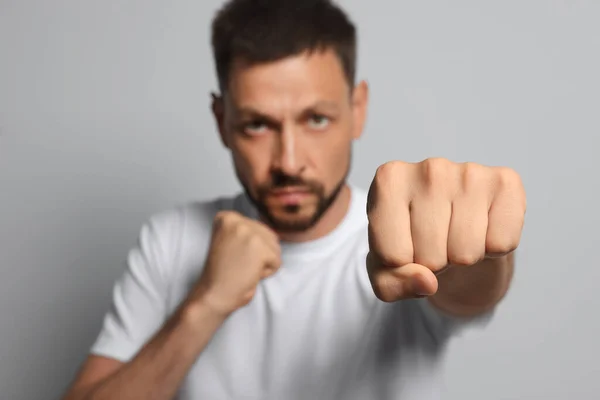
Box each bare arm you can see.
[63,296,227,400]
[429,252,515,317]
[63,210,281,400]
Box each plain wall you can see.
[1,1,599,399]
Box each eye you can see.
[243,120,269,135]
[307,114,330,130]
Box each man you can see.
[63,0,526,399]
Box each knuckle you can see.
[374,161,406,184]
[245,231,262,246]
[485,236,519,254]
[414,254,447,272]
[497,167,527,211]
[374,163,392,187]
[377,252,412,269]
[213,211,226,226]
[267,246,281,262]
[241,288,257,305]
[228,222,252,241]
[375,161,395,177]
[214,210,238,226]
[271,256,282,270]
[486,237,518,255]
[420,157,453,188]
[495,166,521,190]
[448,251,481,266]
[461,162,485,187]
[368,161,412,216]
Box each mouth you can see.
[268,187,312,205]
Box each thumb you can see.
[367,253,439,301]
[402,263,439,298]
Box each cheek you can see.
[231,141,272,185]
[311,136,352,184]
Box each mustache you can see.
[270,172,306,188]
[258,172,322,194]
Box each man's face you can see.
[213,49,368,233]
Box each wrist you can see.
[161,290,230,360]
[182,285,233,326]
[175,300,227,340]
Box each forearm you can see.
[429,252,515,317]
[84,298,228,400]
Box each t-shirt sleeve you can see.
[90,210,182,362]
[415,298,496,343]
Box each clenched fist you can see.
[193,211,282,315]
[366,158,526,302]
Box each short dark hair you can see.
[211,0,357,93]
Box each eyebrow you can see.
[233,100,342,119]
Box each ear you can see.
[351,80,369,140]
[211,92,229,148]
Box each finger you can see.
[447,193,489,266]
[261,250,282,279]
[261,266,278,279]
[410,196,452,271]
[263,265,281,279]
[367,252,438,301]
[366,163,415,268]
[252,220,282,257]
[486,169,526,256]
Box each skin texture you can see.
[212,50,369,242]
[61,49,526,399]
[61,50,370,400]
[365,159,525,316]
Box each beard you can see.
[238,165,350,233]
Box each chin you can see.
[269,219,317,233]
[265,207,319,232]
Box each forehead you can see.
[225,49,351,112]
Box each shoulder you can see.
[175,195,238,259]
[139,193,246,272]
[147,192,245,239]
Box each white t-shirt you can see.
[91,185,492,400]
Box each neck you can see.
[273,184,352,243]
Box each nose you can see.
[272,126,305,176]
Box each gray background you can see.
[1,0,598,399]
